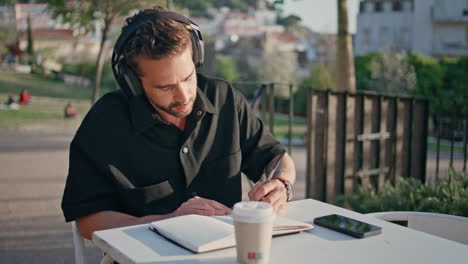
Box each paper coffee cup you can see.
[232,201,275,264]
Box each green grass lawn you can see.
[260,113,306,139]
[0,72,114,100]
[0,73,97,130]
[0,94,90,130]
[427,141,466,154]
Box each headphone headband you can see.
[111,10,204,97]
[113,12,198,57]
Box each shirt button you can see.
[182,147,189,154]
[197,110,202,116]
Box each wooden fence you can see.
[305,90,429,202]
[233,82,431,202]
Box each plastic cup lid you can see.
[232,201,275,223]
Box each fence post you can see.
[378,95,386,191]
[305,88,314,198]
[315,91,329,201]
[436,116,441,181]
[345,94,357,195]
[353,95,364,190]
[288,84,294,154]
[449,117,456,168]
[411,99,428,183]
[334,92,346,197]
[464,118,468,172]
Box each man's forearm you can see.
[266,152,296,184]
[77,211,174,240]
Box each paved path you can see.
[0,130,103,264]
[0,129,464,263]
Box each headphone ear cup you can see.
[118,61,144,97]
[188,24,204,67]
[191,39,200,67]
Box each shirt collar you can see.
[130,84,217,133]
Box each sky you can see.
[278,0,360,34]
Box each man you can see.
[61,7,295,240]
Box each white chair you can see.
[367,211,468,245]
[72,221,114,264]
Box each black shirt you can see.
[61,74,284,222]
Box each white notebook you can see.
[149,214,314,253]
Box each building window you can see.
[359,1,366,13]
[393,0,402,11]
[375,0,382,12]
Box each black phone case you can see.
[314,214,382,238]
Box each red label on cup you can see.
[247,252,263,259]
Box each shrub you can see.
[334,169,468,217]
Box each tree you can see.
[354,52,377,91]
[277,14,302,28]
[26,15,35,66]
[440,57,468,117]
[260,49,298,98]
[336,0,356,92]
[175,0,262,17]
[407,54,445,115]
[294,64,335,115]
[368,52,416,96]
[215,54,239,82]
[46,0,162,104]
[0,5,17,56]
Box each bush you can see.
[334,169,468,217]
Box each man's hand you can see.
[172,196,231,217]
[248,152,296,212]
[248,179,288,212]
[76,196,230,240]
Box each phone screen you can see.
[314,214,382,238]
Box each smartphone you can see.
[314,214,382,238]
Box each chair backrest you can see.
[367,211,468,245]
[72,220,86,264]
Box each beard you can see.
[153,97,195,118]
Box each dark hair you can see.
[122,6,192,75]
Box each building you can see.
[356,0,468,57]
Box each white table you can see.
[92,199,468,264]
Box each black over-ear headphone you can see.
[111,11,204,97]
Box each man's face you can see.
[138,45,197,120]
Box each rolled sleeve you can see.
[61,139,121,222]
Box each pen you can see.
[264,149,286,182]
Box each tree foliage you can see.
[174,0,264,17]
[407,54,445,115]
[368,51,417,95]
[46,0,161,103]
[354,52,376,91]
[440,57,468,117]
[294,64,335,115]
[277,14,302,28]
[356,53,468,117]
[215,54,239,82]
